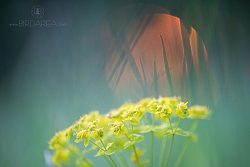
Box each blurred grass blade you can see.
[113,55,128,90]
[139,56,148,96]
[153,60,159,97]
[160,35,174,96]
[107,52,126,83]
[127,54,144,90]
[180,24,196,102]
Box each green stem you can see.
[89,140,114,167]
[117,152,128,167]
[124,133,141,167]
[174,120,199,167]
[108,155,118,167]
[104,156,115,167]
[175,118,182,132]
[150,114,155,167]
[168,118,174,133]
[100,139,119,167]
[159,137,168,167]
[82,158,92,167]
[150,131,154,167]
[100,139,106,149]
[89,140,104,151]
[165,134,175,167]
[174,140,188,167]
[132,144,141,167]
[163,118,176,167]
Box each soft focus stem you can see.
[175,120,199,167]
[165,134,174,167]
[82,158,92,167]
[159,137,168,167]
[89,140,114,167]
[163,118,181,167]
[150,131,154,167]
[132,144,142,167]
[150,117,155,167]
[117,153,128,167]
[100,139,118,167]
[108,155,118,167]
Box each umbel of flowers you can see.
[49,97,210,167]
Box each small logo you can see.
[31,5,44,18]
[9,5,67,28]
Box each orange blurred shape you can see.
[104,13,208,100]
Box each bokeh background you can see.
[1,0,250,166]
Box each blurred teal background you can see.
[0,0,250,167]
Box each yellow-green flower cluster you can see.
[49,97,210,167]
[188,105,210,119]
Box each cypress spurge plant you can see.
[49,97,210,167]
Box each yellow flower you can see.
[137,98,154,111]
[175,102,189,119]
[75,129,90,147]
[53,148,71,166]
[147,99,159,113]
[49,128,72,150]
[108,109,120,119]
[85,111,101,122]
[154,104,172,120]
[92,128,104,140]
[87,120,97,132]
[49,96,211,167]
[121,104,145,125]
[188,106,210,119]
[111,121,125,136]
[131,148,144,164]
[159,97,180,110]
[52,145,79,167]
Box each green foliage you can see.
[49,97,210,167]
